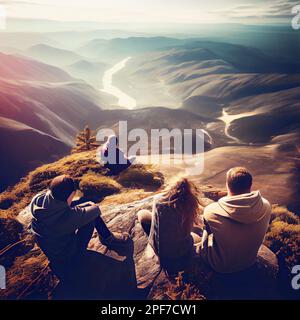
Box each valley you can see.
[0,30,299,210]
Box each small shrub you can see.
[265,221,300,270]
[72,126,99,154]
[117,165,164,190]
[266,205,300,271]
[79,173,121,201]
[165,272,205,300]
[29,170,59,193]
[270,205,299,225]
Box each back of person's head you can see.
[49,175,77,202]
[107,135,118,146]
[226,167,252,195]
[161,178,201,232]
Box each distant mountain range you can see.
[24,44,110,87]
[0,35,299,192]
[79,37,186,63]
[114,39,300,145]
[0,116,69,191]
[26,44,84,68]
[0,53,108,190]
[0,52,72,82]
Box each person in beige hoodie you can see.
[200,167,271,273]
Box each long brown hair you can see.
[160,178,201,233]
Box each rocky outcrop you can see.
[13,191,280,300]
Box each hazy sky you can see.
[0,0,298,24]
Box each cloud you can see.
[2,0,299,25]
[0,1,40,5]
[211,0,299,22]
[268,0,298,15]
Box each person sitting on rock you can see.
[137,178,202,273]
[199,167,271,273]
[100,135,135,175]
[30,174,130,279]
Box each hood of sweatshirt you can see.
[217,191,268,224]
[30,190,69,235]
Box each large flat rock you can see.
[16,193,280,299]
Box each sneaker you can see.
[101,232,130,249]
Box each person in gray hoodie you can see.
[30,175,129,278]
[200,167,271,273]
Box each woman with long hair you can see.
[137,178,202,273]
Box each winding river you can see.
[218,108,257,143]
[101,59,256,145]
[101,57,137,109]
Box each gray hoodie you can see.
[201,191,271,273]
[30,190,100,264]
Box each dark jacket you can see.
[30,190,100,264]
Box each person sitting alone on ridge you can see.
[100,135,135,175]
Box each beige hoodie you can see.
[201,191,271,273]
